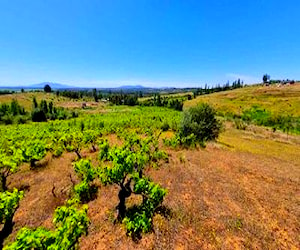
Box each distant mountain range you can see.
[1,82,199,93]
[0,82,203,95]
[28,82,73,89]
[0,82,73,90]
[0,82,152,90]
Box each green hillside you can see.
[185,84,300,134]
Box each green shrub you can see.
[5,202,89,250]
[241,106,300,134]
[1,115,14,125]
[73,159,97,203]
[179,103,221,144]
[74,181,97,203]
[31,108,47,122]
[161,122,170,131]
[0,189,24,224]
[4,227,56,250]
[73,159,96,183]
[163,133,200,148]
[52,146,63,157]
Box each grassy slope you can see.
[184,84,300,117]
[219,123,300,165]
[0,92,100,111]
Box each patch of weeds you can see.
[106,209,116,224]
[178,153,186,163]
[155,205,172,220]
[234,119,248,130]
[209,229,221,246]
[241,105,300,134]
[227,215,244,231]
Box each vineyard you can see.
[0,90,299,249]
[2,0,300,247]
[0,106,183,248]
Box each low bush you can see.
[31,108,47,122]
[178,103,221,145]
[161,122,170,131]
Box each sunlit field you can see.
[1,85,299,249]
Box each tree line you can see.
[0,98,77,124]
[193,79,244,97]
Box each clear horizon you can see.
[0,79,259,89]
[1,1,299,88]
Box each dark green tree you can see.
[263,74,270,84]
[32,97,38,109]
[31,109,47,122]
[40,100,48,114]
[92,88,98,102]
[44,84,52,93]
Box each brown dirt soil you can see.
[4,130,300,249]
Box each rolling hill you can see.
[185,83,300,117]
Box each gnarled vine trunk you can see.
[75,150,81,159]
[0,173,7,192]
[0,216,14,249]
[116,179,132,221]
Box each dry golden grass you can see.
[0,92,106,111]
[219,122,300,165]
[5,126,300,249]
[184,84,300,117]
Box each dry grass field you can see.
[0,92,103,111]
[5,124,300,249]
[185,83,300,117]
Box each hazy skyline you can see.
[1,0,299,88]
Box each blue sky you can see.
[0,0,299,88]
